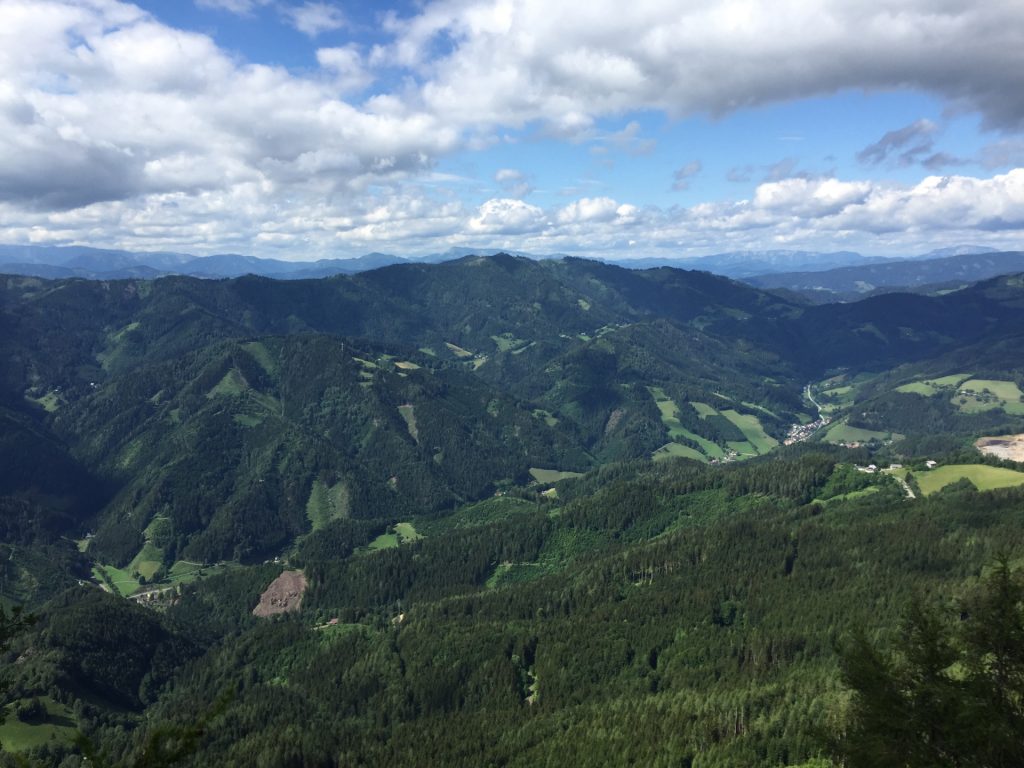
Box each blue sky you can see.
[1,0,1024,261]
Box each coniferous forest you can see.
[1,256,1024,766]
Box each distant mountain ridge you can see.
[609,249,883,277]
[745,249,1024,301]
[0,242,1014,283]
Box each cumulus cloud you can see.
[384,0,1024,132]
[468,198,546,234]
[753,178,873,217]
[6,168,1024,259]
[316,45,373,92]
[557,197,621,224]
[283,2,346,37]
[3,1,1024,259]
[672,160,702,191]
[0,2,455,216]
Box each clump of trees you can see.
[837,557,1024,767]
[15,697,46,724]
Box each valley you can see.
[2,256,1024,767]
[6,3,1024,764]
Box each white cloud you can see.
[2,1,1024,259]
[5,169,1024,259]
[316,45,373,92]
[283,2,346,37]
[495,169,523,183]
[557,197,620,224]
[468,198,545,234]
[0,2,456,215]
[383,0,1024,131]
[753,178,873,217]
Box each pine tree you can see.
[836,557,1024,767]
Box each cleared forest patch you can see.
[976,433,1024,461]
[253,569,307,617]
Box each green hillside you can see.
[3,259,1024,765]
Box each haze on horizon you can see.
[2,0,1024,262]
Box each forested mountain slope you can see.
[2,256,1024,766]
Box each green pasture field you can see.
[727,440,758,456]
[394,522,423,542]
[816,486,880,504]
[647,389,724,459]
[491,333,527,352]
[911,464,1024,496]
[241,341,277,375]
[129,542,163,581]
[952,379,1024,414]
[306,479,350,531]
[895,373,970,396]
[721,410,778,454]
[94,564,138,597]
[25,391,62,412]
[366,533,399,551]
[445,342,473,358]
[365,522,423,553]
[0,698,77,752]
[166,560,231,586]
[529,468,584,484]
[690,401,719,418]
[207,368,246,398]
[397,404,418,441]
[742,401,778,419]
[823,421,900,445]
[652,442,707,463]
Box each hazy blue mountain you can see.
[914,244,999,259]
[0,244,193,269]
[745,250,1024,301]
[0,242,1013,283]
[609,249,885,277]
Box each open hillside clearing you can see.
[0,697,78,752]
[895,373,971,396]
[901,464,1024,496]
[823,420,902,446]
[952,378,1024,415]
[529,467,584,484]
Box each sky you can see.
[2,1,1024,261]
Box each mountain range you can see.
[4,254,1024,571]
[745,249,1024,301]
[2,254,1024,766]
[0,242,1005,283]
